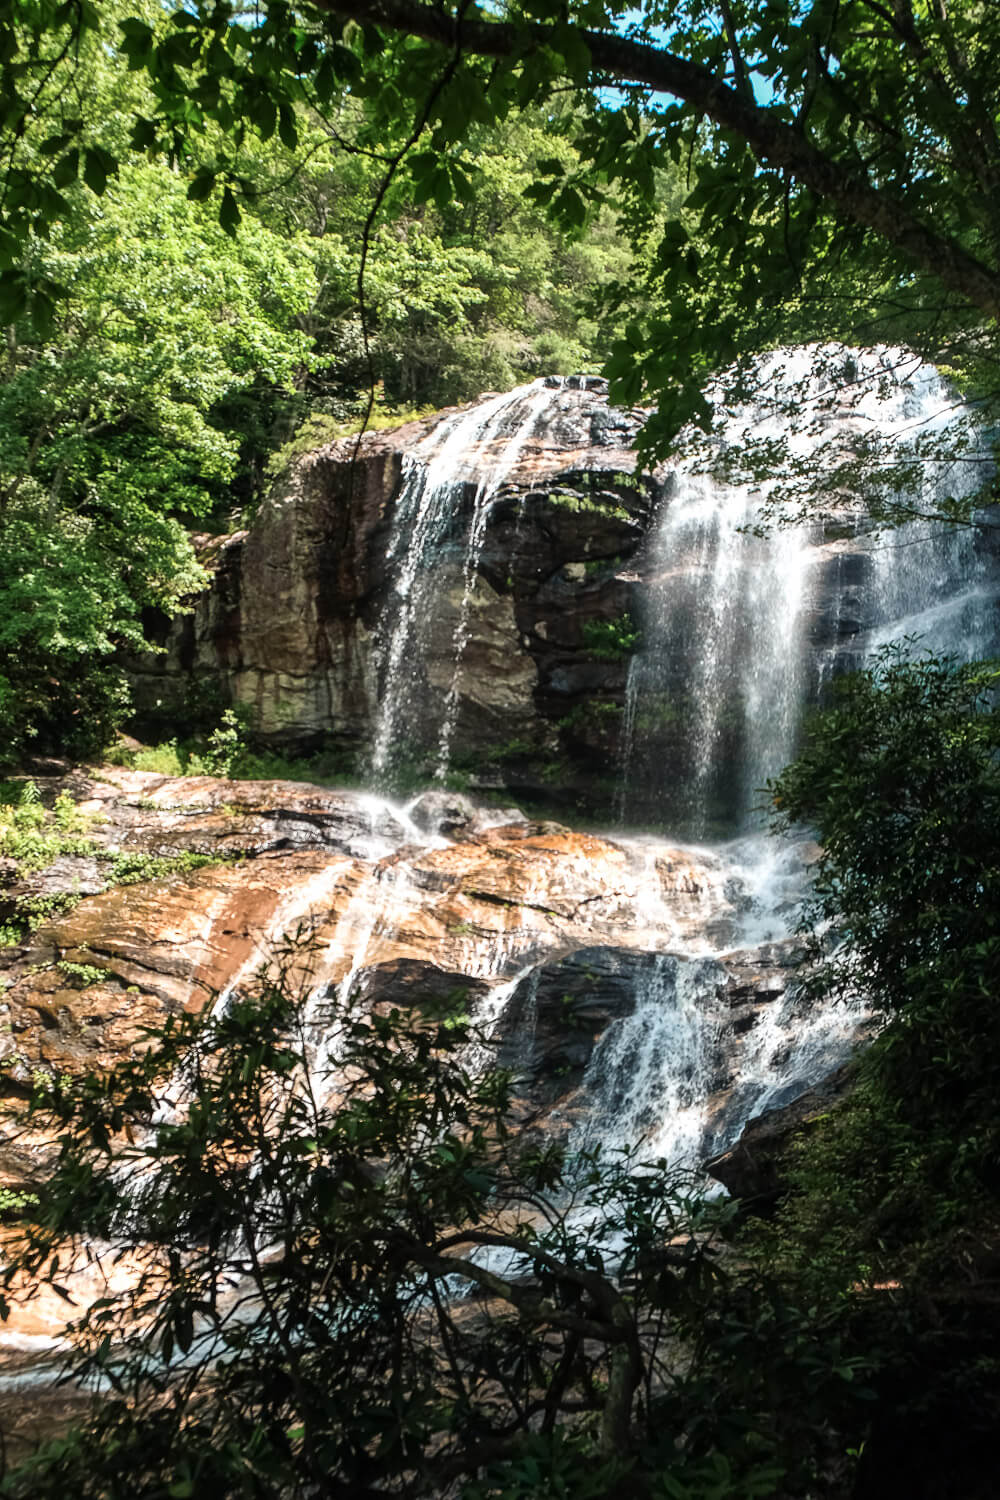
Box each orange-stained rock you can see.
[0,768,861,1371]
[0,771,755,1109]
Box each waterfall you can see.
[617,344,995,833]
[618,471,816,834]
[150,351,1000,1184]
[370,378,563,786]
[11,350,1000,1389]
[573,948,868,1171]
[434,383,558,776]
[360,347,994,1173]
[574,956,720,1165]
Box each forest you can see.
[0,2,999,1497]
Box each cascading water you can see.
[9,346,998,1394]
[616,344,995,833]
[573,949,868,1170]
[573,956,720,1164]
[370,378,565,786]
[163,352,997,1176]
[342,347,996,1172]
[616,469,816,834]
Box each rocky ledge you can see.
[1,770,860,1177]
[0,768,870,1348]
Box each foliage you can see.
[0,3,672,762]
[201,708,249,779]
[4,3,1000,460]
[0,946,871,1498]
[0,783,98,872]
[266,403,435,480]
[709,650,1000,1497]
[105,728,364,788]
[771,647,1000,1145]
[0,1186,38,1223]
[56,960,108,989]
[581,613,641,661]
[102,850,226,887]
[0,139,317,763]
[729,646,1000,1482]
[1,889,82,943]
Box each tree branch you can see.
[316,0,1000,319]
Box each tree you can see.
[771,646,1000,1140]
[3,2,1000,459]
[762,646,1000,1287]
[1,1,672,761]
[0,156,317,763]
[0,941,869,1498]
[752,651,1000,1496]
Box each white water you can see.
[617,344,995,832]
[573,956,721,1164]
[572,943,868,1170]
[370,379,567,786]
[6,347,997,1396]
[216,350,995,1168]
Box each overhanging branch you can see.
[316,0,1000,320]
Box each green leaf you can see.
[277,102,298,151]
[52,149,79,189]
[0,270,29,324]
[83,147,116,196]
[130,116,158,151]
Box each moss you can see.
[558,699,623,733]
[582,554,622,576]
[545,488,631,521]
[267,404,435,479]
[102,850,231,887]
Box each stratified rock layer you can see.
[126,376,963,823]
[128,380,654,815]
[0,770,853,1189]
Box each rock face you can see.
[0,768,868,1363]
[127,371,998,825]
[0,771,860,1196]
[704,1064,855,1204]
[129,379,656,815]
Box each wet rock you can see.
[0,769,870,1353]
[406,791,526,839]
[704,1064,855,1203]
[0,773,759,1099]
[353,958,490,1014]
[0,767,864,1287]
[407,791,481,837]
[124,383,659,817]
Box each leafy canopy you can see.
[3,1,1000,456]
[772,645,1000,1138]
[1,2,651,762]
